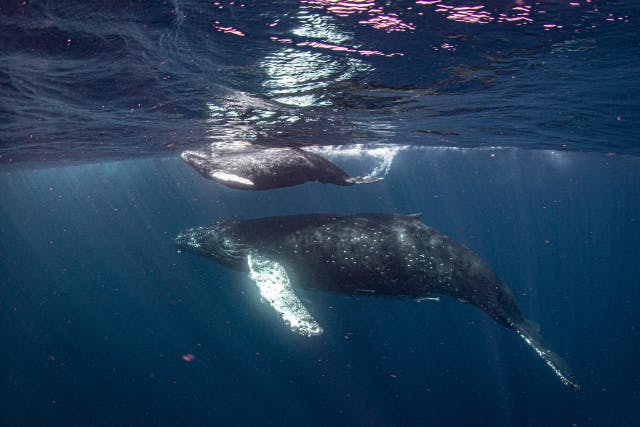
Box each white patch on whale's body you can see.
[247,252,323,337]
[211,171,255,187]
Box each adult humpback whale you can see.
[181,143,381,190]
[175,213,579,390]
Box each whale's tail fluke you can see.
[513,319,580,391]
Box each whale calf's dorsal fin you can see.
[247,252,323,337]
[405,213,423,221]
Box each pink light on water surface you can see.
[271,36,293,44]
[358,13,416,32]
[296,40,403,57]
[213,22,246,36]
[300,0,417,33]
[301,0,376,17]
[497,3,533,25]
[445,5,493,24]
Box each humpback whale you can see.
[181,143,381,190]
[175,213,579,390]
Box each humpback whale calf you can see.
[175,213,579,390]
[181,143,381,190]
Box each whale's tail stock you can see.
[512,318,580,391]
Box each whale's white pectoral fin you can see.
[415,296,440,303]
[344,175,384,185]
[211,171,255,187]
[247,253,323,337]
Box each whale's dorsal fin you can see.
[406,213,423,221]
[247,252,323,337]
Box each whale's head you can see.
[181,149,255,189]
[181,150,213,173]
[175,222,250,270]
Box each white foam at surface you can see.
[305,143,407,180]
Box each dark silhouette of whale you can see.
[175,213,579,390]
[181,144,381,190]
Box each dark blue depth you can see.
[1,150,639,426]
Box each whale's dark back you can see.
[219,213,524,328]
[183,146,352,190]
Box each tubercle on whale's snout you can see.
[174,226,208,253]
[181,150,213,169]
[174,232,188,250]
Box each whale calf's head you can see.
[175,223,249,270]
[181,149,255,189]
[181,150,211,169]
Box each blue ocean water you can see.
[1,1,639,426]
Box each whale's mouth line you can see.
[217,240,251,260]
